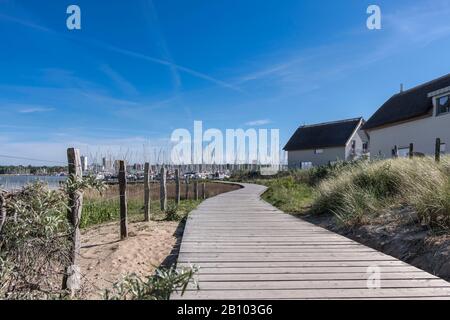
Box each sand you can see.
[79,219,183,299]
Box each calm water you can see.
[0,175,67,191]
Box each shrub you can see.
[262,176,313,213]
[104,265,198,300]
[0,182,71,299]
[165,202,179,221]
[0,176,104,299]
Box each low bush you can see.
[0,182,71,299]
[104,265,198,300]
[262,177,313,213]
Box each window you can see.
[314,149,324,154]
[363,142,369,153]
[437,94,450,115]
[301,162,313,169]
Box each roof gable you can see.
[284,118,363,151]
[363,73,450,130]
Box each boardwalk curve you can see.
[173,183,450,300]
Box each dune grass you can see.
[244,157,450,232]
[313,157,450,229]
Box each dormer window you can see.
[437,94,450,115]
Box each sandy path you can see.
[79,220,183,299]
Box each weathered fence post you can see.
[143,162,151,222]
[63,148,83,293]
[0,192,6,233]
[393,145,398,158]
[194,180,199,201]
[160,167,167,211]
[409,143,414,159]
[118,160,128,239]
[435,138,441,163]
[185,177,190,200]
[202,182,206,200]
[175,169,181,205]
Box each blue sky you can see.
[1,0,450,165]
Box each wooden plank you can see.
[173,288,450,300]
[187,279,450,290]
[193,272,439,281]
[179,252,393,259]
[177,260,408,268]
[179,248,377,253]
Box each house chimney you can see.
[400,83,404,93]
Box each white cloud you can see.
[17,106,55,114]
[245,119,271,126]
[99,64,139,96]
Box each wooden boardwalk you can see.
[172,183,450,300]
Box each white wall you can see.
[345,129,369,160]
[288,147,346,168]
[368,112,450,158]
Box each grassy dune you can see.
[248,156,450,232]
[313,157,450,229]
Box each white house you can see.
[284,117,369,168]
[363,74,450,158]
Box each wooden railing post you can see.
[202,182,206,200]
[194,180,199,201]
[160,167,167,211]
[0,192,6,233]
[435,138,441,163]
[144,162,151,221]
[185,177,190,200]
[409,143,414,159]
[175,169,181,205]
[63,148,83,293]
[118,160,128,239]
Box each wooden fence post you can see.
[392,145,398,158]
[185,177,190,200]
[202,182,206,200]
[143,162,150,222]
[409,143,414,159]
[194,181,199,201]
[118,160,128,239]
[0,192,6,233]
[175,169,181,205]
[435,138,441,163]
[160,167,167,211]
[63,148,83,292]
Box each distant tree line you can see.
[0,165,67,175]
